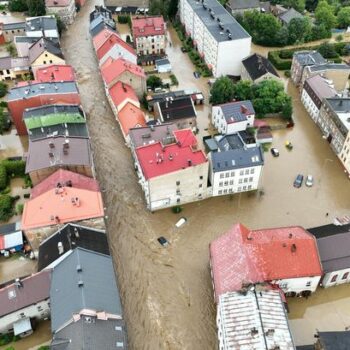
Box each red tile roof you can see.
[101,57,145,85]
[210,223,323,300]
[0,270,51,317]
[118,102,146,137]
[46,0,71,6]
[34,64,75,83]
[93,28,116,50]
[132,16,166,38]
[135,129,207,180]
[95,31,136,60]
[22,187,104,230]
[30,169,100,199]
[108,81,139,110]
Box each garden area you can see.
[0,159,31,222]
[173,21,213,77]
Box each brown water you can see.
[59,5,350,349]
[0,126,28,159]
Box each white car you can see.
[306,175,314,187]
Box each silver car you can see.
[306,175,314,187]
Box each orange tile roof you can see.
[118,102,147,137]
[34,64,76,83]
[21,187,104,230]
[93,28,117,50]
[131,16,165,38]
[108,81,139,110]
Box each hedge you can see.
[0,195,14,222]
[1,160,25,177]
[268,51,292,70]
[0,164,6,191]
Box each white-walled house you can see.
[308,223,350,288]
[0,270,51,337]
[212,100,255,134]
[179,0,251,77]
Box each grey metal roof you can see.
[0,57,12,70]
[309,63,350,72]
[89,14,115,33]
[50,248,122,332]
[28,37,64,64]
[186,0,250,42]
[158,96,196,121]
[304,75,336,102]
[218,100,255,123]
[51,317,127,350]
[0,222,21,235]
[325,97,350,112]
[318,331,350,350]
[211,145,264,172]
[227,0,259,10]
[293,51,326,66]
[3,22,26,30]
[23,104,83,119]
[155,58,171,66]
[28,123,89,141]
[90,21,115,37]
[7,81,79,101]
[25,16,58,32]
[279,8,303,25]
[14,36,39,43]
[242,53,279,80]
[216,133,245,151]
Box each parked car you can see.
[293,174,304,188]
[271,147,279,157]
[305,175,314,187]
[157,236,169,247]
[193,71,201,79]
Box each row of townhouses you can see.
[0,10,128,348]
[291,50,350,178]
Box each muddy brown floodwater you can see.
[59,4,350,349]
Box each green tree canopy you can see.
[315,0,336,30]
[209,77,235,105]
[288,17,312,44]
[0,82,8,98]
[232,80,253,101]
[337,7,350,28]
[282,0,305,12]
[8,0,28,12]
[27,0,46,16]
[147,75,162,90]
[0,195,14,222]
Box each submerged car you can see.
[293,174,304,188]
[271,147,279,157]
[305,175,314,187]
[157,236,169,247]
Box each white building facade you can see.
[179,0,251,77]
[339,135,350,177]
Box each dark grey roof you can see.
[0,57,12,70]
[242,53,279,80]
[28,37,64,64]
[227,0,259,10]
[14,36,39,43]
[211,144,264,172]
[279,8,303,25]
[219,100,255,123]
[147,89,202,107]
[293,51,326,66]
[89,14,115,34]
[318,331,350,350]
[0,222,21,235]
[186,0,250,42]
[38,224,109,271]
[50,248,122,332]
[28,123,89,141]
[296,346,314,350]
[309,63,350,72]
[51,317,127,350]
[90,6,113,22]
[25,16,58,32]
[3,22,26,30]
[155,58,171,66]
[90,20,116,37]
[308,223,350,238]
[7,81,79,101]
[325,97,350,113]
[158,96,196,122]
[304,75,336,103]
[129,123,178,148]
[23,104,84,119]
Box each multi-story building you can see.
[205,133,263,196]
[134,128,208,210]
[45,0,77,25]
[301,74,336,123]
[131,16,166,56]
[225,0,260,15]
[0,57,30,81]
[2,22,26,42]
[211,100,255,134]
[25,16,60,40]
[339,134,350,177]
[290,50,326,86]
[179,0,251,77]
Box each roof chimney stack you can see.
[15,278,23,289]
[57,241,64,255]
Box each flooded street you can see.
[0,126,28,159]
[59,4,349,349]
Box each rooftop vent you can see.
[57,241,64,255]
[49,141,55,148]
[291,243,297,252]
[251,327,259,336]
[15,278,23,289]
[49,151,54,157]
[76,264,82,272]
[74,227,79,238]
[78,280,84,287]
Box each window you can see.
[218,190,222,195]
[225,173,229,178]
[244,178,248,183]
[199,184,202,188]
[239,170,244,176]
[238,179,243,184]
[224,181,228,186]
[331,274,338,283]
[250,168,255,174]
[230,171,235,177]
[177,198,180,203]
[199,176,203,180]
[245,169,249,175]
[223,189,228,194]
[237,186,242,192]
[229,180,234,185]
[243,185,247,190]
[248,185,252,190]
[176,181,180,186]
[306,281,311,287]
[219,182,223,187]
[229,188,233,193]
[220,174,224,179]
[49,60,53,64]
[342,272,349,280]
[43,61,46,64]
[45,53,48,57]
[249,177,253,182]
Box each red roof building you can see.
[93,28,116,50]
[107,81,139,114]
[34,64,76,83]
[30,169,100,199]
[210,223,323,301]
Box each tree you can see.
[8,0,28,12]
[337,7,350,28]
[0,82,8,98]
[55,15,65,36]
[315,0,336,30]
[233,80,253,101]
[27,0,46,16]
[167,0,178,20]
[147,75,162,90]
[0,195,14,222]
[318,42,337,58]
[287,17,312,44]
[209,77,235,105]
[6,43,17,57]
[282,0,305,12]
[0,108,9,135]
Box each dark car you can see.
[193,71,201,79]
[271,147,279,157]
[157,236,169,247]
[293,174,304,188]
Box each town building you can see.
[301,74,336,123]
[135,128,208,210]
[89,7,116,35]
[210,223,323,300]
[0,222,23,255]
[107,81,140,117]
[241,53,280,83]
[154,96,197,130]
[100,57,146,97]
[45,0,77,26]
[205,133,264,196]
[25,136,94,185]
[14,36,38,58]
[226,0,260,15]
[93,29,137,66]
[278,7,303,26]
[314,331,350,350]
[0,270,51,337]
[291,51,326,86]
[21,184,104,250]
[216,286,295,350]
[29,37,65,72]
[34,64,76,82]
[308,223,350,288]
[49,248,125,339]
[340,133,350,178]
[38,223,108,270]
[25,16,60,40]
[179,0,251,77]
[90,19,116,37]
[90,5,114,24]
[212,100,255,134]
[0,57,30,81]
[131,16,166,56]
[105,0,149,9]
[301,63,350,93]
[7,81,81,135]
[2,22,26,42]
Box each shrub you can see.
[268,51,292,70]
[336,34,344,42]
[284,70,291,78]
[0,82,8,98]
[147,75,162,90]
[0,164,7,191]
[16,203,24,215]
[0,101,8,108]
[169,74,178,86]
[118,15,129,24]
[1,160,26,177]
[0,195,14,222]
[172,206,182,213]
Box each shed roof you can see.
[227,0,259,10]
[279,8,303,25]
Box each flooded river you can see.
[58,5,350,349]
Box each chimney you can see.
[291,243,297,253]
[49,141,55,148]
[187,159,192,166]
[57,241,64,255]
[55,216,60,223]
[49,151,54,157]
[288,233,293,239]
[15,278,23,288]
[74,227,80,238]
